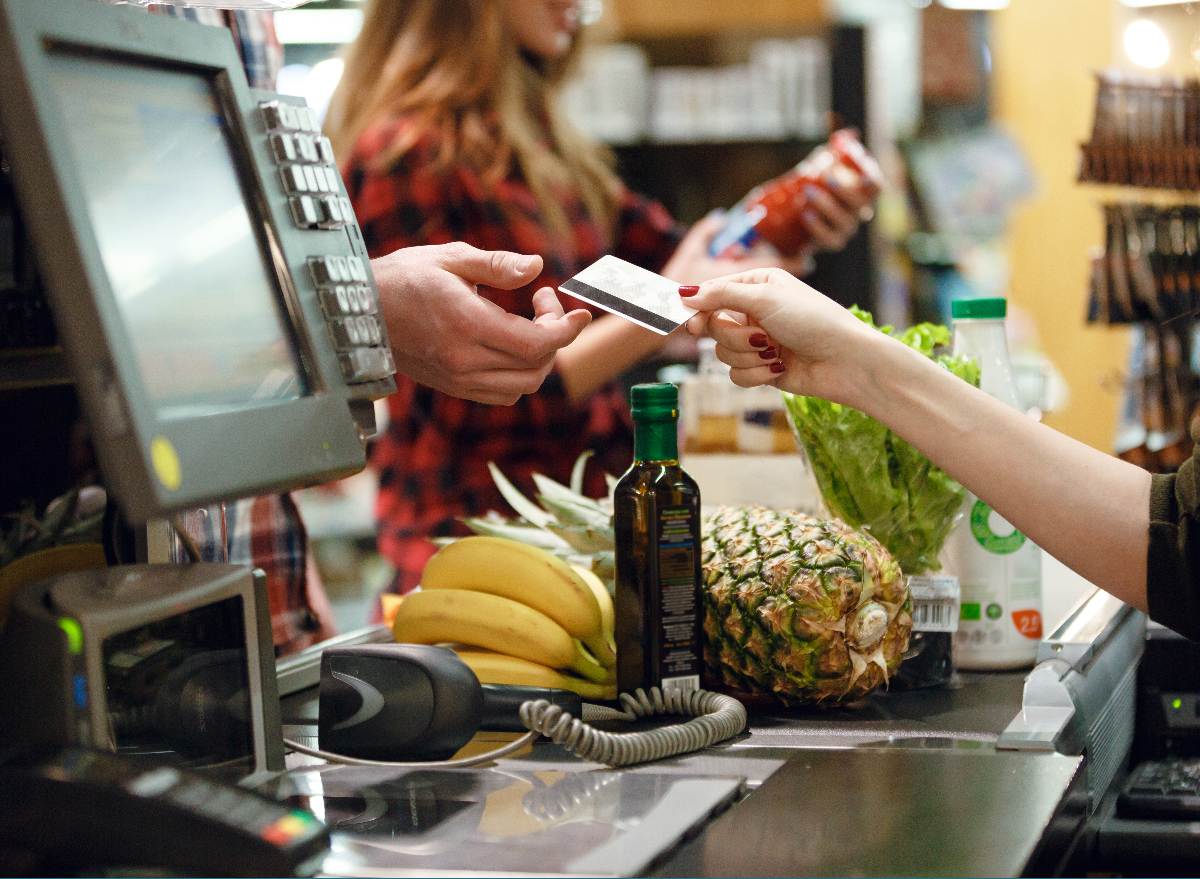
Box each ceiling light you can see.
[1124,19,1171,68]
[273,9,363,45]
[938,0,1010,9]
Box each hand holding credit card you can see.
[558,255,697,335]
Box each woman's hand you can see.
[682,267,882,405]
[799,172,876,256]
[662,214,810,286]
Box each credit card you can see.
[559,255,696,335]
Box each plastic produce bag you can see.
[783,307,980,575]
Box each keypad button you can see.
[259,103,283,130]
[318,289,341,316]
[297,136,318,163]
[356,286,376,314]
[317,137,337,164]
[323,166,341,193]
[339,197,354,222]
[283,104,303,131]
[331,255,350,282]
[166,781,217,809]
[289,196,320,229]
[301,165,320,193]
[327,321,352,350]
[308,256,336,286]
[270,134,297,163]
[281,166,307,194]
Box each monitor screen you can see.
[44,51,306,420]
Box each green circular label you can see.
[986,603,1003,620]
[969,499,1026,554]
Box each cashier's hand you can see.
[371,244,591,405]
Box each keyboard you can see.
[1117,757,1200,821]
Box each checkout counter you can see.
[1,1,1198,876]
[262,577,1145,878]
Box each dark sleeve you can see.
[1147,448,1200,640]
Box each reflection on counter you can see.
[270,763,743,877]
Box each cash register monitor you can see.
[0,0,396,523]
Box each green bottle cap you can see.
[951,297,1007,319]
[630,383,678,422]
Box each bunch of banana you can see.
[392,535,617,699]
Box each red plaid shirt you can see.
[344,117,683,594]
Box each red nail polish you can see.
[749,333,769,348]
[769,361,786,374]
[758,348,777,360]
[678,285,700,297]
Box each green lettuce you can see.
[783,307,980,575]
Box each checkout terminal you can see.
[2,1,1200,876]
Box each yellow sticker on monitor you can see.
[150,436,182,491]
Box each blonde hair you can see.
[324,0,621,239]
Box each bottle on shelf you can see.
[614,383,703,694]
[943,297,1043,670]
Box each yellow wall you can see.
[991,2,1130,451]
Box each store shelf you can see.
[607,0,824,39]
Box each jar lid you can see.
[630,382,678,420]
[951,297,1007,320]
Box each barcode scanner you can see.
[316,644,582,762]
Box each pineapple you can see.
[702,505,911,705]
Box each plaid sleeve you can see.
[142,6,281,92]
[611,187,686,275]
[225,11,283,91]
[227,493,323,655]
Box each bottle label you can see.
[657,505,701,684]
[945,494,1042,668]
[969,500,1027,554]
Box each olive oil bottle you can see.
[614,383,702,694]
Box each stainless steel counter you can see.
[272,670,1086,877]
[654,747,1084,878]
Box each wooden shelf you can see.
[605,0,826,39]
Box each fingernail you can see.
[758,348,778,360]
[803,184,822,200]
[769,361,786,374]
[679,285,700,297]
[749,333,769,348]
[516,255,534,272]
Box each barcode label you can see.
[907,575,960,633]
[661,675,700,692]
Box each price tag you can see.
[907,575,960,633]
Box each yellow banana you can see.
[455,648,617,702]
[571,565,616,667]
[392,589,611,684]
[421,536,614,667]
